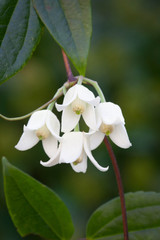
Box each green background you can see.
[0,0,160,239]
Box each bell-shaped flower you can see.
[55,84,100,132]
[40,131,108,173]
[15,110,60,158]
[96,102,132,149]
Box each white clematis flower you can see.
[15,110,60,158]
[96,102,132,149]
[55,84,100,132]
[40,131,109,173]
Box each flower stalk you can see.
[104,136,129,240]
[0,80,76,121]
[83,77,106,102]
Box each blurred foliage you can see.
[0,0,160,239]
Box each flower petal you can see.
[86,96,100,106]
[82,104,97,130]
[42,135,58,158]
[15,126,39,150]
[56,85,77,111]
[61,106,80,132]
[87,131,105,150]
[60,132,83,163]
[95,107,102,128]
[109,123,132,149]
[40,147,61,167]
[70,153,87,173]
[46,111,61,140]
[27,110,49,130]
[77,85,94,101]
[97,102,125,125]
[84,136,109,172]
[77,85,100,106]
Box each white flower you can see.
[96,102,132,149]
[56,84,100,132]
[40,131,108,173]
[15,110,60,158]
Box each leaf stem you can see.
[62,50,76,82]
[104,136,129,240]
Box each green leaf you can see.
[2,157,74,240]
[0,0,42,84]
[86,191,160,240]
[33,0,92,75]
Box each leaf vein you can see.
[90,203,160,237]
[8,174,62,240]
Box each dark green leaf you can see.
[0,0,42,84]
[87,191,160,240]
[33,0,92,75]
[2,157,74,240]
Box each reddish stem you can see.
[62,50,76,82]
[104,136,129,240]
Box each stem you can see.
[1,51,77,121]
[0,99,56,121]
[62,50,75,82]
[0,80,77,121]
[77,75,83,85]
[47,84,67,111]
[104,136,129,240]
[83,77,106,102]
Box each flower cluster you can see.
[15,81,131,173]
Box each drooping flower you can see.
[15,110,60,158]
[55,84,100,132]
[96,102,132,148]
[40,131,108,173]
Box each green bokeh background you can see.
[0,0,160,239]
